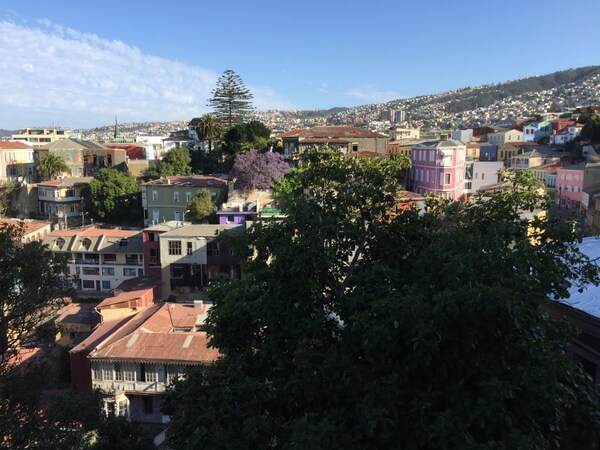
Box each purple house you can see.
[217,201,259,225]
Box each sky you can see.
[1,0,599,129]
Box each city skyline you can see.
[1,0,599,129]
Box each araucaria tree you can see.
[232,149,290,190]
[164,146,600,449]
[208,69,254,130]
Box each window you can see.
[102,280,111,290]
[149,248,158,266]
[143,364,157,383]
[186,192,192,202]
[93,366,102,381]
[103,254,116,263]
[102,267,114,276]
[168,240,182,255]
[152,190,158,201]
[444,173,451,185]
[124,366,135,381]
[81,238,92,250]
[174,192,179,202]
[351,143,358,152]
[187,242,193,255]
[114,363,122,381]
[82,280,95,289]
[207,241,219,256]
[123,268,136,277]
[102,367,113,381]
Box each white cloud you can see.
[0,20,292,129]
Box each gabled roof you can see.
[142,175,229,188]
[40,138,107,151]
[280,126,387,140]
[44,226,143,253]
[37,176,94,188]
[0,141,32,150]
[85,302,219,365]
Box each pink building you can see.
[411,139,466,200]
[556,163,600,209]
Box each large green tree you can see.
[148,146,192,178]
[164,147,600,449]
[82,168,141,225]
[0,222,71,373]
[186,188,215,224]
[208,69,254,130]
[580,113,600,143]
[36,152,70,180]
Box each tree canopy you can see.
[82,168,141,225]
[36,152,70,180]
[164,146,600,449]
[208,69,254,130]
[232,149,290,190]
[148,146,192,178]
[196,114,222,153]
[580,113,600,143]
[219,120,272,172]
[186,189,215,224]
[0,222,71,374]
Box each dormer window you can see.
[81,238,92,250]
[119,238,129,247]
[56,238,65,250]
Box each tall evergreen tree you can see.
[208,70,254,130]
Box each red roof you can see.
[280,126,387,140]
[0,141,32,149]
[105,143,146,160]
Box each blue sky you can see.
[1,0,599,129]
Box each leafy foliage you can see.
[186,189,215,224]
[82,168,141,225]
[218,120,272,172]
[208,69,254,130]
[232,150,290,190]
[36,152,70,180]
[0,222,71,372]
[196,114,222,153]
[165,147,600,449]
[148,146,192,178]
[580,114,600,143]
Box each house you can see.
[162,129,198,153]
[141,175,233,226]
[544,237,600,385]
[466,161,504,195]
[550,124,584,145]
[54,302,101,347]
[522,123,538,142]
[451,129,473,143]
[11,127,70,148]
[82,146,127,176]
[0,218,52,243]
[535,120,553,141]
[510,147,561,172]
[582,184,600,233]
[487,129,523,146]
[217,200,259,225]
[157,223,243,299]
[71,302,219,422]
[43,226,144,293]
[37,176,93,223]
[37,138,108,178]
[478,144,498,161]
[96,276,161,322]
[0,141,35,183]
[556,162,600,210]
[497,142,538,166]
[389,125,421,141]
[410,139,466,200]
[387,139,427,159]
[280,126,389,159]
[529,161,561,192]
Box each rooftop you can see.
[38,176,94,188]
[142,175,229,188]
[280,126,387,140]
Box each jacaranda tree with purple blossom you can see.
[232,150,290,190]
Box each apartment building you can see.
[141,175,232,226]
[37,177,93,221]
[43,226,144,292]
[11,127,70,148]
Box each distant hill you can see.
[0,129,16,137]
[429,66,600,114]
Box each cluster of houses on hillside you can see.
[3,108,600,431]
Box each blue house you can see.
[479,144,498,161]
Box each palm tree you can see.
[197,114,222,153]
[36,153,70,180]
